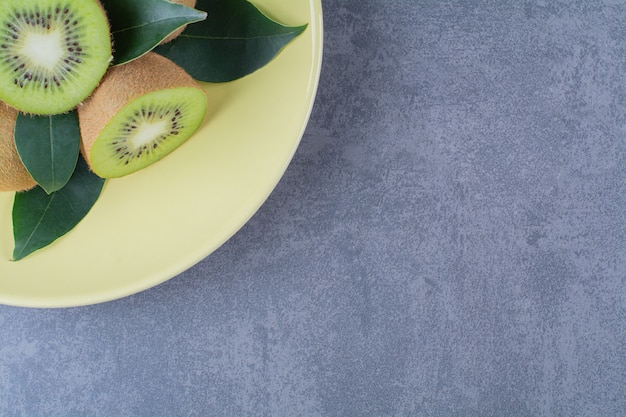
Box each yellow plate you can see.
[0,0,323,308]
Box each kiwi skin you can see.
[77,52,206,176]
[161,0,198,44]
[0,102,36,192]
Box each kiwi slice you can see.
[0,0,112,115]
[0,101,36,192]
[78,52,207,178]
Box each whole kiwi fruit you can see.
[78,52,207,179]
[0,0,112,115]
[0,102,36,192]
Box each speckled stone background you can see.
[1,1,625,416]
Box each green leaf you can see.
[14,111,80,195]
[12,157,105,261]
[154,0,308,82]
[101,0,208,65]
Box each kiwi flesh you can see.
[0,101,35,192]
[78,52,207,178]
[161,0,198,44]
[0,0,112,115]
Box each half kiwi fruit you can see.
[78,52,207,178]
[0,101,36,192]
[0,0,112,115]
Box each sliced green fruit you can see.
[78,52,207,178]
[0,0,112,115]
[88,88,206,177]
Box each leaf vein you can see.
[112,16,204,35]
[15,193,56,259]
[48,117,55,188]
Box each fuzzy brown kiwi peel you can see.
[78,52,207,179]
[0,0,112,115]
[0,101,36,192]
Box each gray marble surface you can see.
[1,1,625,416]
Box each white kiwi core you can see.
[21,31,64,71]
[130,120,170,150]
